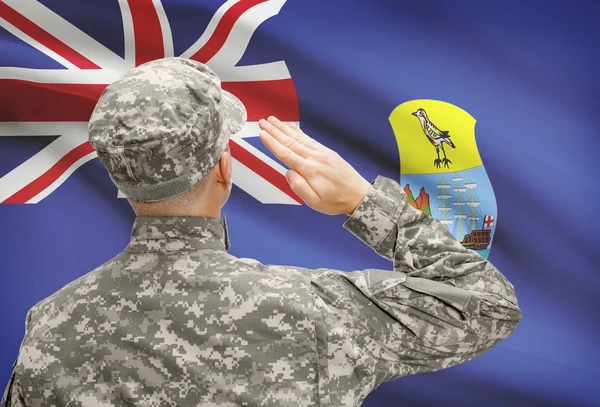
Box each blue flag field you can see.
[0,1,597,406]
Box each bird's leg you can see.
[441,144,452,168]
[433,145,442,168]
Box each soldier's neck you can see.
[130,201,222,219]
[134,207,221,219]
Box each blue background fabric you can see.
[0,1,597,406]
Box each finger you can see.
[269,117,318,148]
[259,118,315,157]
[289,123,325,150]
[289,122,307,136]
[259,119,313,158]
[285,170,320,205]
[259,129,307,171]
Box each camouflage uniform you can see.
[1,58,522,407]
[87,57,246,203]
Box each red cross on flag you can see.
[0,0,303,206]
[483,215,494,228]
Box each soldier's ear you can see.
[216,150,232,190]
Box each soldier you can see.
[1,57,522,407]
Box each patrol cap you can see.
[88,57,247,203]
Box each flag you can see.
[0,1,596,406]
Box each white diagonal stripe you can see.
[211,61,291,82]
[27,151,97,204]
[179,0,239,59]
[0,0,298,205]
[231,137,288,176]
[4,0,127,70]
[208,0,286,68]
[231,121,300,139]
[0,18,76,70]
[0,125,89,202]
[231,157,299,205]
[117,0,135,68]
[0,67,120,83]
[0,122,91,136]
[153,0,174,58]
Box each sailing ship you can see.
[436,173,492,251]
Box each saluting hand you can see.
[258,116,372,216]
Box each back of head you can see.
[88,57,246,204]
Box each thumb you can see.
[285,170,319,205]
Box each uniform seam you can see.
[371,213,399,254]
[306,287,325,407]
[307,278,331,407]
[370,183,405,250]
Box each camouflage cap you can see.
[88,57,247,202]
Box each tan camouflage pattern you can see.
[1,176,521,406]
[88,57,247,203]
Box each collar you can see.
[125,214,230,253]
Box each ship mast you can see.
[436,175,453,227]
[451,174,467,239]
[463,173,481,231]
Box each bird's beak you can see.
[411,112,417,116]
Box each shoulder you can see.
[207,251,311,277]
[27,252,126,328]
[226,256,315,286]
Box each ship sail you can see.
[450,173,468,238]
[464,174,483,232]
[446,173,492,252]
[436,175,454,226]
[423,172,492,252]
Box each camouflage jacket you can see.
[1,176,522,407]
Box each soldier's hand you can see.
[258,116,372,216]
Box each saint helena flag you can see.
[0,0,596,406]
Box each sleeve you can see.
[306,176,522,405]
[1,311,31,407]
